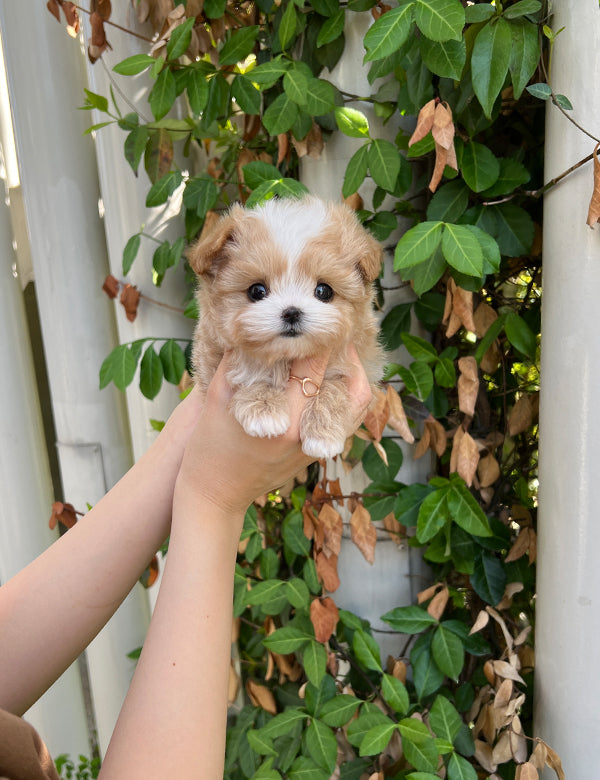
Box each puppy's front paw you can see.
[231,386,290,438]
[301,435,346,460]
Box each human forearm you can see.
[100,484,244,778]
[0,392,202,714]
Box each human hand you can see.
[175,345,373,517]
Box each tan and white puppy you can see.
[187,196,383,459]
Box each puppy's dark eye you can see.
[314,283,334,302]
[248,283,268,302]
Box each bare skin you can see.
[0,346,372,778]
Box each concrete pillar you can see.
[0,2,151,755]
[535,1,600,775]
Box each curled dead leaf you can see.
[508,394,533,436]
[474,301,498,339]
[453,428,480,486]
[363,386,389,442]
[49,501,81,530]
[102,274,120,299]
[318,503,343,559]
[315,550,340,592]
[120,284,140,322]
[386,384,415,443]
[228,659,241,704]
[383,512,404,545]
[409,99,436,147]
[427,585,449,620]
[246,679,277,715]
[293,122,324,160]
[478,452,500,488]
[310,596,340,643]
[458,356,479,417]
[586,142,600,227]
[470,609,490,635]
[425,417,447,457]
[350,503,377,564]
[88,11,111,63]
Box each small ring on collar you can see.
[289,375,320,397]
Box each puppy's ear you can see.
[357,233,384,282]
[186,204,244,277]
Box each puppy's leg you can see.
[230,383,290,439]
[300,377,352,459]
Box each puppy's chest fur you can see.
[188,197,383,459]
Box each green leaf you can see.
[380,302,412,350]
[429,695,463,742]
[186,69,210,115]
[431,625,464,679]
[335,106,370,138]
[412,648,445,699]
[204,0,226,16]
[471,549,506,605]
[242,161,282,189]
[304,78,336,116]
[139,345,163,400]
[402,736,439,773]
[396,362,434,401]
[399,245,447,296]
[353,629,382,672]
[363,4,415,63]
[247,580,288,614]
[347,707,391,748]
[286,578,310,609]
[317,9,346,47]
[510,19,541,99]
[278,1,298,50]
[264,92,299,135]
[464,3,495,22]
[283,69,308,106]
[306,719,338,773]
[304,640,328,687]
[109,345,137,392]
[554,93,573,111]
[426,181,469,223]
[342,144,369,197]
[219,26,260,66]
[504,0,541,19]
[368,138,401,192]
[471,17,512,118]
[526,81,552,100]
[482,158,530,196]
[113,54,155,75]
[491,203,534,255]
[359,722,398,756]
[260,709,308,739]
[250,58,290,89]
[183,175,219,218]
[447,752,478,780]
[282,511,312,556]
[247,730,278,757]
[381,674,410,714]
[167,16,195,59]
[159,339,186,384]
[398,718,432,745]
[394,484,431,527]
[441,223,483,276]
[394,221,444,269]
[417,486,450,542]
[381,605,438,633]
[263,626,310,654]
[310,0,339,16]
[401,333,438,363]
[447,482,492,537]
[231,74,261,115]
[287,756,329,780]
[420,36,466,80]
[124,126,149,175]
[504,312,537,358]
[320,695,361,727]
[146,170,183,208]
[149,67,177,120]
[435,357,456,388]
[414,0,465,42]
[363,439,404,484]
[122,233,141,275]
[461,142,500,192]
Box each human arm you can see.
[0,385,205,716]
[99,347,372,778]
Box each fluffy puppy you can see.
[187,196,383,459]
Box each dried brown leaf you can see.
[391,659,407,683]
[530,741,548,771]
[49,501,81,530]
[545,744,566,780]
[475,739,498,774]
[343,192,364,211]
[350,504,377,564]
[302,503,316,541]
[417,583,440,604]
[228,659,241,704]
[386,384,414,443]
[432,102,454,150]
[427,585,449,620]
[414,424,431,460]
[102,274,120,299]
[429,142,448,193]
[277,133,289,166]
[315,550,340,592]
[478,452,500,488]
[508,394,533,436]
[292,122,324,160]
[458,356,479,417]
[510,717,529,765]
[474,301,498,339]
[310,596,340,643]
[88,11,111,63]
[505,528,531,563]
[425,417,447,457]
[382,512,404,545]
[492,731,514,766]
[318,503,343,558]
[246,679,277,714]
[409,99,436,146]
[455,429,480,486]
[587,142,600,227]
[363,386,389,441]
[492,660,525,685]
[47,0,61,23]
[453,285,476,332]
[120,284,140,322]
[470,609,490,634]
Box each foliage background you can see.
[49,0,579,777]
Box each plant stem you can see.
[72,4,154,43]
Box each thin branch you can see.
[72,4,154,43]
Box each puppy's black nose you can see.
[281,307,302,325]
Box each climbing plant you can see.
[46,0,595,776]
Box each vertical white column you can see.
[84,6,194,463]
[535,1,600,775]
[0,2,151,755]
[300,15,431,659]
[0,180,89,757]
